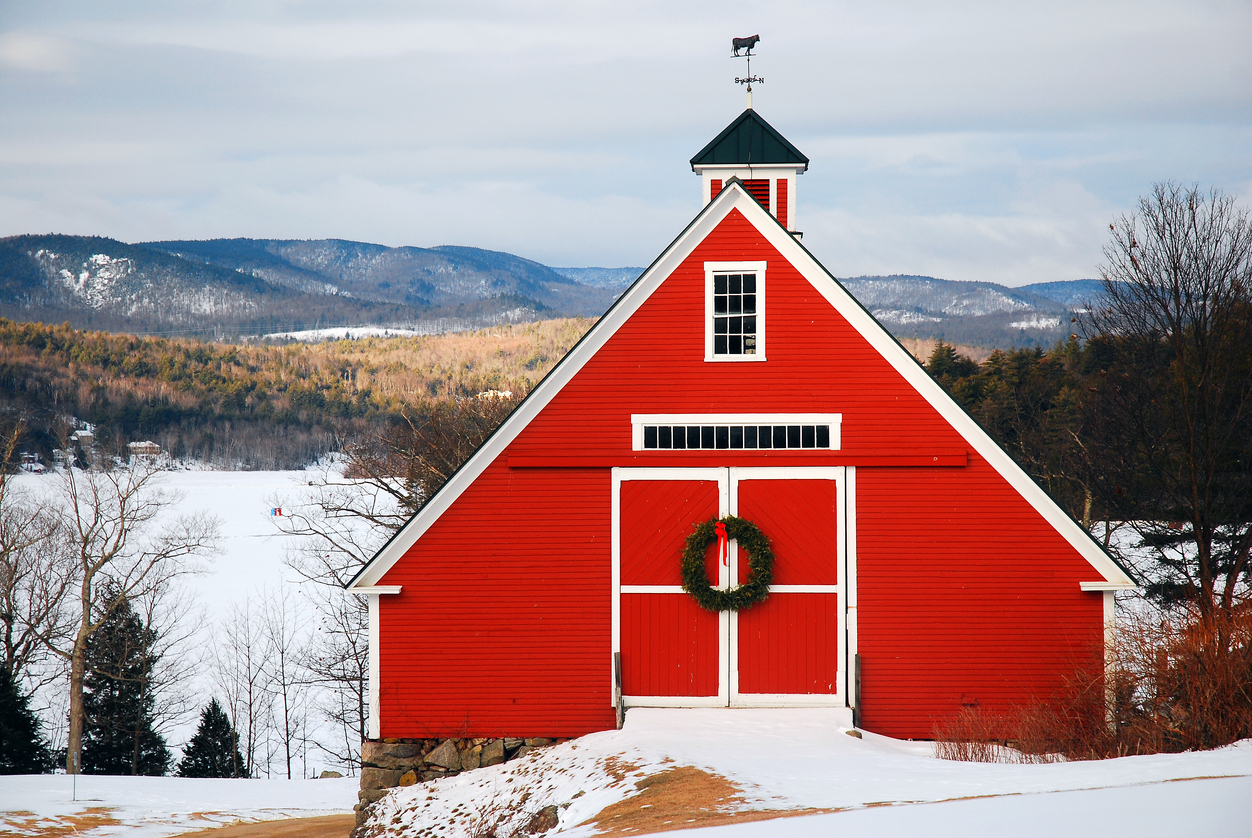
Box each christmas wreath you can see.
[681,516,774,612]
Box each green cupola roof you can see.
[690,109,809,171]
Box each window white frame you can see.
[705,261,767,362]
[631,413,842,451]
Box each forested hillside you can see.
[0,317,592,469]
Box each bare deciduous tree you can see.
[0,423,74,690]
[1085,182,1252,616]
[262,584,309,780]
[212,597,273,778]
[42,458,219,774]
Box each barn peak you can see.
[691,109,808,233]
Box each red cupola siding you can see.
[348,111,1134,742]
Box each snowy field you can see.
[4,710,1250,838]
[0,774,359,838]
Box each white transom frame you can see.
[630,413,843,452]
[705,261,767,362]
[611,466,852,709]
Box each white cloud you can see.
[0,32,74,72]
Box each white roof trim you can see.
[349,586,402,595]
[349,181,1134,590]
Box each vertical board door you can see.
[732,470,844,704]
[616,470,727,705]
[614,467,847,708]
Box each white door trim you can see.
[612,466,854,709]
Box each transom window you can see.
[713,273,757,356]
[643,423,830,450]
[705,261,766,362]
[632,414,842,452]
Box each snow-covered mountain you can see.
[0,234,1105,347]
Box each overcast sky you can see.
[1,1,1249,285]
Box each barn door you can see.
[730,468,845,706]
[613,467,848,709]
[615,469,729,706]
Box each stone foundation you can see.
[354,737,558,827]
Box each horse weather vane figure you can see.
[732,35,763,108]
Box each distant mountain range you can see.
[0,234,1107,347]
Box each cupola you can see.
[690,108,809,233]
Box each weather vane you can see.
[732,35,763,107]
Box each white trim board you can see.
[347,179,1134,591]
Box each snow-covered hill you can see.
[4,711,1248,838]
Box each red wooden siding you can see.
[621,594,720,696]
[738,594,839,694]
[777,178,788,228]
[378,207,1107,739]
[736,478,837,585]
[854,461,1104,738]
[710,179,722,200]
[621,480,719,585]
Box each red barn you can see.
[348,108,1135,743]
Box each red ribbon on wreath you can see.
[715,521,728,566]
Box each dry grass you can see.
[584,766,827,836]
[0,807,120,838]
[898,337,993,364]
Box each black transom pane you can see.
[643,426,658,449]
[712,273,757,355]
[715,426,730,449]
[659,426,673,448]
[816,425,830,448]
[701,426,715,448]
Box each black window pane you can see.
[773,426,787,447]
[743,294,756,314]
[715,426,729,449]
[714,295,728,314]
[659,426,672,448]
[714,335,728,354]
[714,275,727,294]
[816,425,830,448]
[802,425,816,448]
[671,426,686,449]
[687,426,700,447]
[743,274,756,293]
[744,426,757,448]
[714,318,728,334]
[701,426,715,448]
[743,316,756,334]
[728,316,741,333]
[728,335,742,354]
[729,295,742,314]
[644,426,657,449]
[787,425,801,448]
[730,426,743,448]
[729,274,742,294]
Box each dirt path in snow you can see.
[172,815,355,838]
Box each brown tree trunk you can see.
[66,625,88,774]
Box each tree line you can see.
[0,318,590,470]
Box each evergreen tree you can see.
[80,596,171,775]
[178,698,245,778]
[0,663,51,773]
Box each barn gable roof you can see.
[689,109,809,171]
[348,179,1134,591]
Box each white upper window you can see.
[705,261,766,362]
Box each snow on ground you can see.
[10,469,311,624]
[362,709,1252,838]
[0,774,358,838]
[262,326,430,341]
